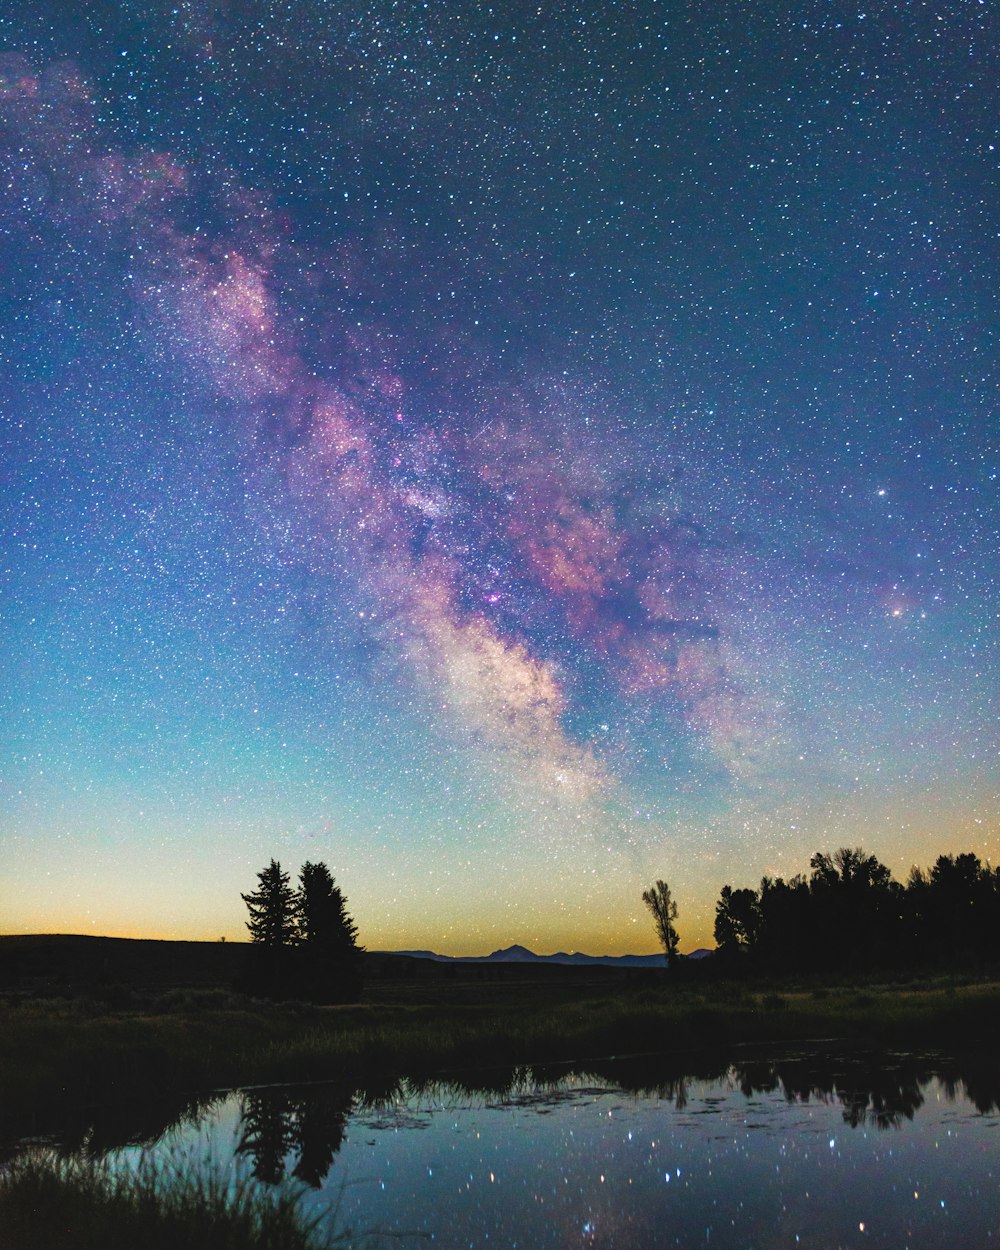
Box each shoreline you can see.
[3,973,998,1133]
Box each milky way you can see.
[1,3,996,951]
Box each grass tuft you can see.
[0,1147,339,1250]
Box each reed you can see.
[0,1145,339,1250]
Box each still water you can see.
[94,1052,1000,1247]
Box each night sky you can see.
[1,1,996,954]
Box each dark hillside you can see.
[0,934,247,997]
[0,935,662,1002]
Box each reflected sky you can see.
[114,1056,1000,1250]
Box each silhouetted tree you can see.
[295,861,363,1003]
[807,847,897,970]
[240,858,364,1001]
[927,852,995,964]
[642,879,680,968]
[713,844,999,977]
[714,885,761,955]
[242,859,299,947]
[756,874,811,970]
[900,864,933,964]
[297,861,359,953]
[240,859,302,999]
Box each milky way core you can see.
[1,3,996,952]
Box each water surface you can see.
[114,1050,999,1249]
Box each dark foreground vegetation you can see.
[0,1148,335,1250]
[2,933,999,1142]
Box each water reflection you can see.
[224,1049,1000,1189]
[219,1053,1000,1250]
[237,1086,353,1187]
[8,1046,1000,1163]
[733,1053,930,1129]
[9,1048,1000,1250]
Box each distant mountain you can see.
[383,943,714,967]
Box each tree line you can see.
[711,847,1000,973]
[241,859,362,1001]
[241,846,997,1000]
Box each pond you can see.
[21,1050,1000,1248]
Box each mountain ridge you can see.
[380,943,714,967]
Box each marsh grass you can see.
[2,977,998,1127]
[0,1145,338,1250]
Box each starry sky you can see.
[1,1,997,955]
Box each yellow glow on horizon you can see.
[4,774,996,958]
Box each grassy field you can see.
[2,937,999,1130]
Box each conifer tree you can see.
[297,861,360,955]
[242,859,299,947]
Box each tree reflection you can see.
[291,1091,349,1187]
[728,1052,932,1129]
[236,1085,354,1188]
[938,1054,1000,1116]
[581,1053,730,1109]
[572,1049,994,1131]
[237,1091,297,1184]
[8,1046,1000,1168]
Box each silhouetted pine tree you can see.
[241,859,299,947]
[240,859,301,998]
[297,861,360,954]
[296,860,363,1003]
